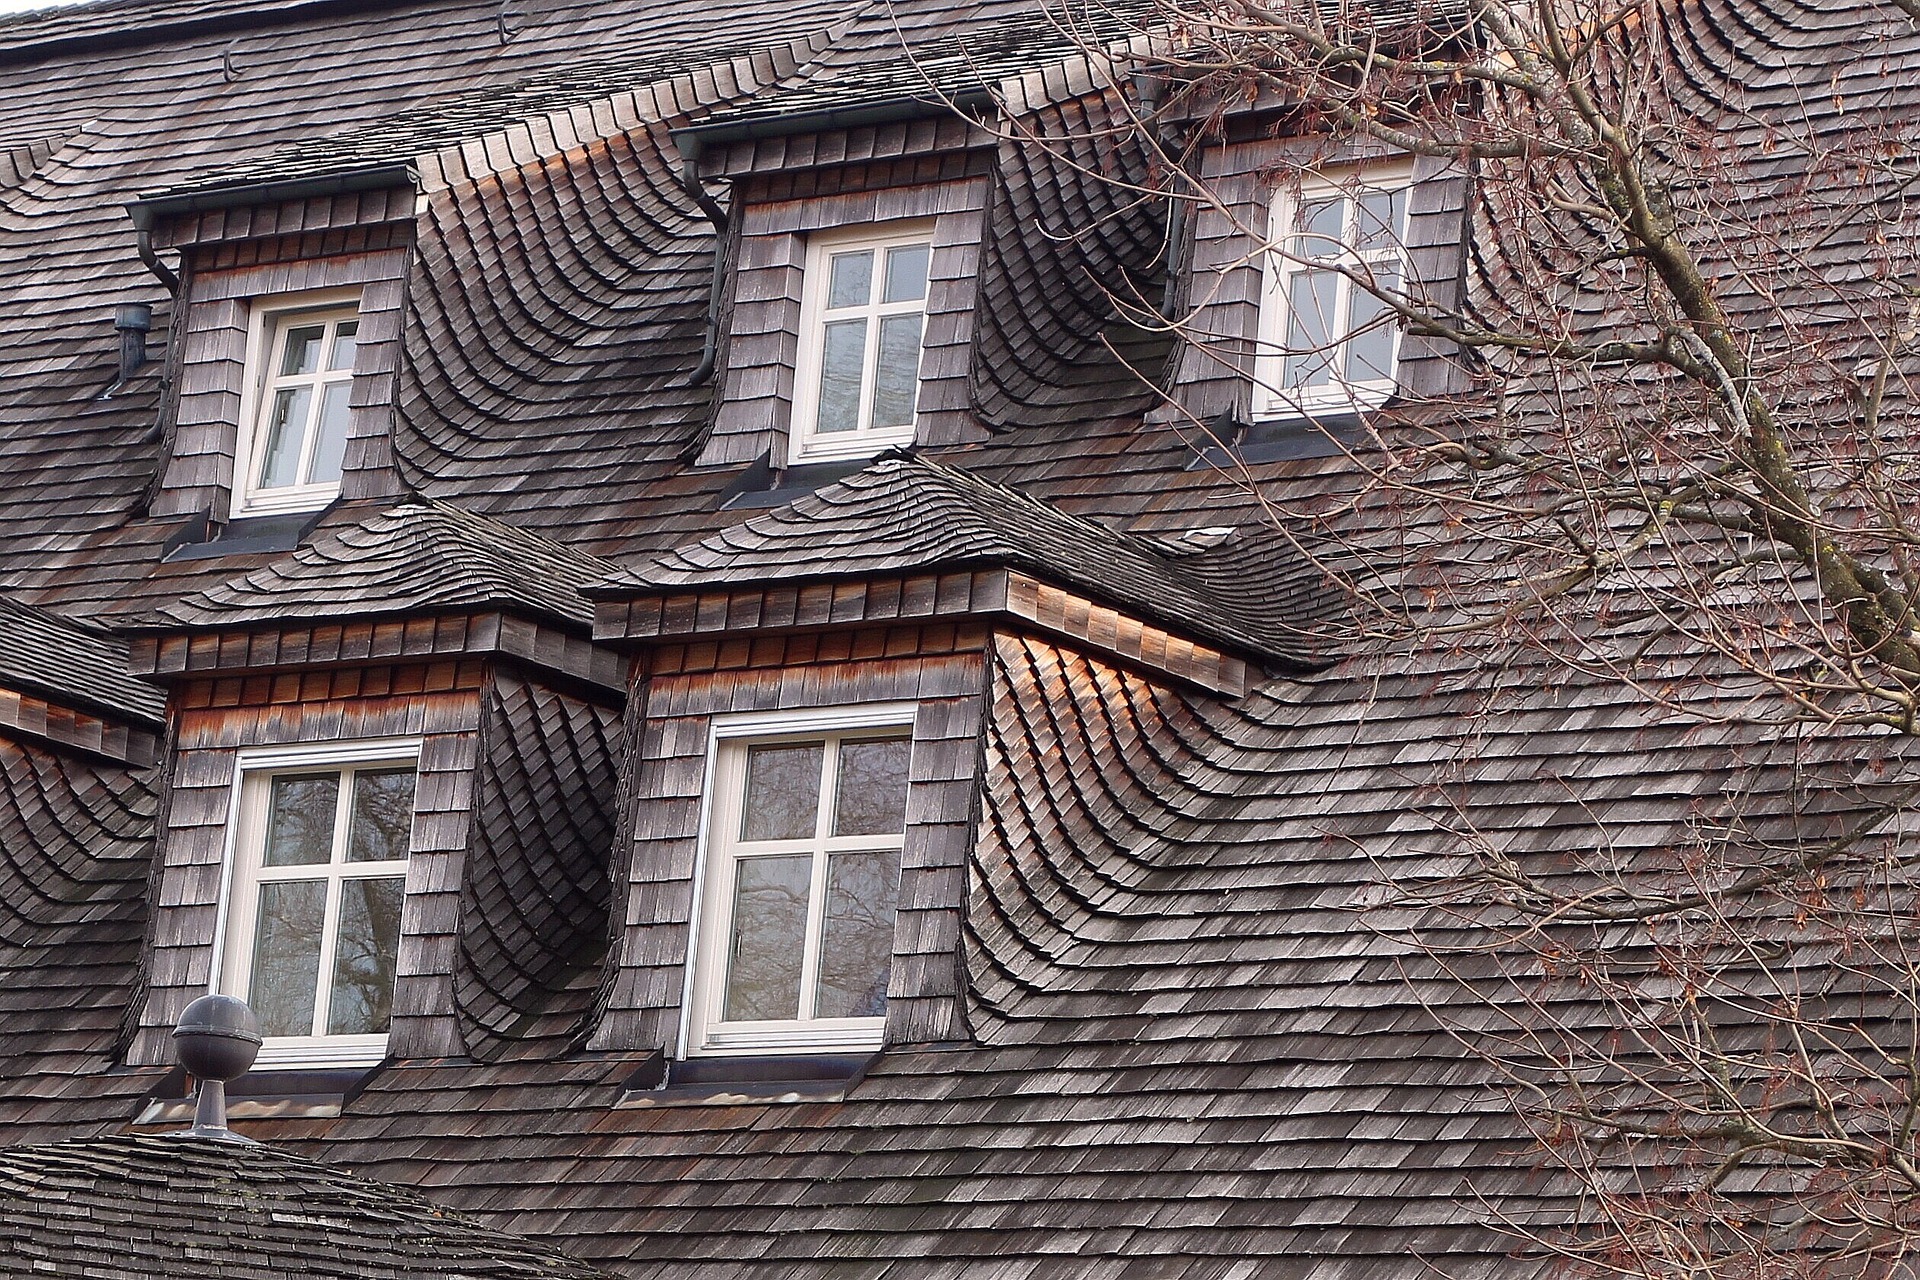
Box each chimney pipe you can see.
[113,303,152,384]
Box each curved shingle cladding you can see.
[0,0,1910,1275]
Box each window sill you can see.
[1189,411,1365,467]
[164,508,329,562]
[135,1063,379,1125]
[615,1051,876,1109]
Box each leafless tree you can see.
[974,0,1920,1273]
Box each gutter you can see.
[668,87,996,164]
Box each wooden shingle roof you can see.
[608,454,1336,667]
[0,1134,611,1280]
[123,500,616,632]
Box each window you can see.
[686,708,916,1055]
[216,741,418,1068]
[1254,165,1413,419]
[789,225,932,464]
[234,297,362,515]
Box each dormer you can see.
[115,501,626,1074]
[673,85,1000,483]
[586,456,1335,1084]
[129,170,418,536]
[1151,111,1473,461]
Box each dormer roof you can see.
[597,455,1337,677]
[0,596,164,728]
[116,502,623,691]
[125,500,611,634]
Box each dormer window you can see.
[235,295,363,516]
[788,225,932,464]
[685,707,915,1055]
[1254,164,1412,420]
[217,740,418,1068]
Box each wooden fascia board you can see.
[595,568,1246,696]
[0,687,160,766]
[124,610,624,698]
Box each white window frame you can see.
[232,287,364,518]
[1253,162,1415,421]
[211,737,421,1070]
[787,223,934,465]
[681,703,918,1058]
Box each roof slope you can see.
[612,454,1336,666]
[0,1134,610,1280]
[0,596,163,724]
[126,501,617,631]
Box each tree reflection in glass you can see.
[816,848,901,1018]
[724,854,809,1021]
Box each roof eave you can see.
[127,162,418,230]
[669,86,995,163]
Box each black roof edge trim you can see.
[670,87,996,163]
[127,163,418,230]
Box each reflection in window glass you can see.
[742,743,824,841]
[817,847,902,1018]
[228,758,415,1050]
[833,737,911,836]
[703,726,915,1049]
[797,230,933,460]
[725,854,811,1021]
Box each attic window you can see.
[788,225,932,464]
[234,295,362,516]
[1254,163,1413,420]
[685,706,915,1056]
[217,739,419,1068]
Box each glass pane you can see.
[826,249,873,309]
[1356,189,1404,252]
[327,875,403,1035]
[741,743,824,841]
[833,737,911,836]
[306,382,352,485]
[347,768,415,863]
[326,320,359,372]
[256,386,311,488]
[250,879,326,1037]
[277,323,325,376]
[815,848,901,1019]
[1293,197,1343,259]
[723,854,811,1021]
[1345,269,1401,384]
[1282,269,1338,389]
[869,314,922,430]
[814,319,866,435]
[261,774,339,867]
[882,243,930,303]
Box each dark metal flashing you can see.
[670,88,994,164]
[127,163,417,229]
[717,452,871,510]
[617,1052,878,1108]
[164,509,330,563]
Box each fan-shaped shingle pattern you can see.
[0,0,1912,1276]
[0,737,153,1120]
[0,1134,612,1280]
[614,454,1336,667]
[130,500,615,630]
[455,673,622,1063]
